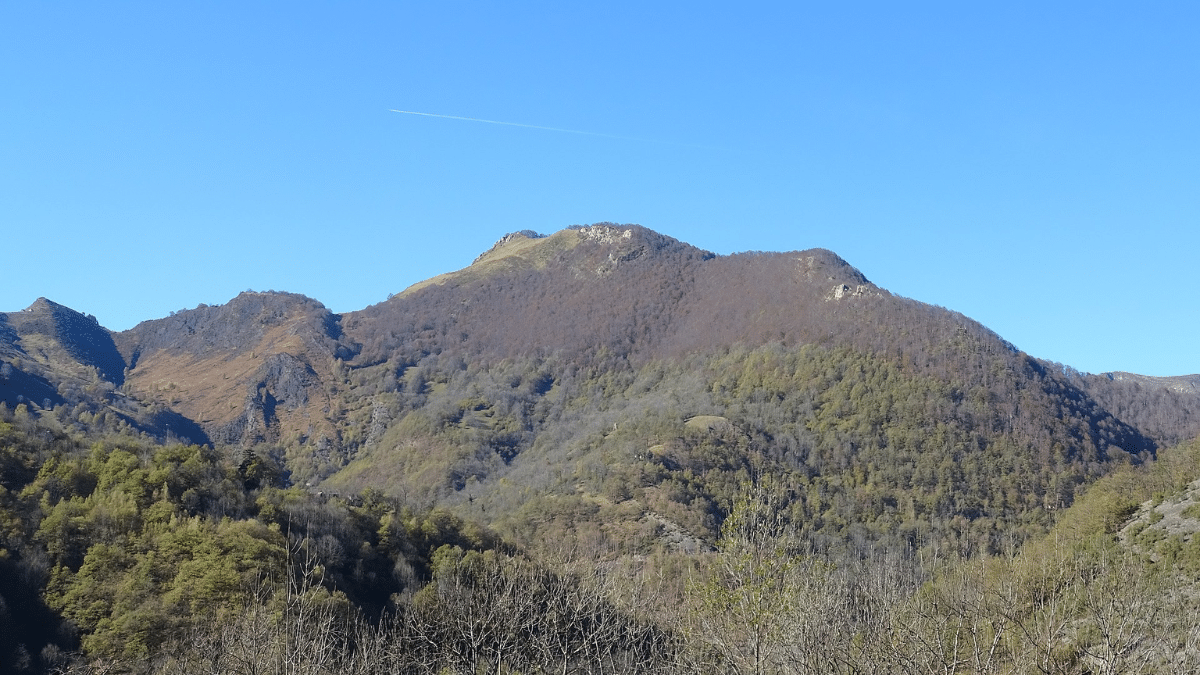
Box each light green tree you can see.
[683,478,835,674]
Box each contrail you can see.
[389,109,644,141]
[389,109,716,149]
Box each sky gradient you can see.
[3,2,1197,376]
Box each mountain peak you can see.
[568,222,705,254]
[572,222,635,243]
[1,296,125,389]
[18,297,94,320]
[397,224,710,299]
[26,296,58,312]
[472,230,549,264]
[469,223,697,268]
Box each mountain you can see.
[0,298,207,443]
[113,291,350,449]
[3,223,1200,558]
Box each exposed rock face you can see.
[116,291,346,448]
[576,223,633,244]
[117,291,346,362]
[212,352,325,446]
[1120,477,1200,556]
[256,352,320,411]
[570,223,711,277]
[830,284,875,300]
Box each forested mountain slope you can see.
[6,405,1200,674]
[315,225,1196,557]
[2,223,1199,559]
[4,223,1200,673]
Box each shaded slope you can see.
[0,299,207,443]
[1073,370,1200,447]
[2,298,125,386]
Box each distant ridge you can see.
[1102,371,1200,395]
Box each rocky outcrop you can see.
[114,291,348,449]
[472,230,548,264]
[829,283,875,300]
[214,352,325,446]
[575,223,634,245]
[116,291,345,362]
[569,223,713,277]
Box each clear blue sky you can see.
[2,2,1197,376]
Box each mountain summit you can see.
[351,223,878,365]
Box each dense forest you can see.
[4,224,1200,672]
[5,405,1200,673]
